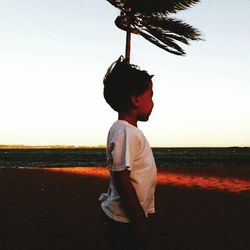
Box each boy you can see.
[99,56,157,250]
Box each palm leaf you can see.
[141,30,185,55]
[138,29,184,55]
[106,0,202,58]
[107,0,200,13]
[144,14,201,40]
[115,13,201,55]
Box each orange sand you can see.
[46,166,250,193]
[0,166,250,249]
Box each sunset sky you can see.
[1,0,250,147]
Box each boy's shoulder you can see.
[109,120,144,140]
[110,120,140,133]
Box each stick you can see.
[125,30,131,63]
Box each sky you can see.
[0,0,250,147]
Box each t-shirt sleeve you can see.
[108,129,138,171]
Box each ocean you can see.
[1,147,250,169]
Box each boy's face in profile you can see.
[136,82,154,122]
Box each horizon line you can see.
[0,144,249,149]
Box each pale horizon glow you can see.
[1,1,250,147]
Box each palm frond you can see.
[107,0,200,13]
[106,0,203,57]
[132,20,186,55]
[162,33,189,45]
[143,14,202,40]
[138,29,184,55]
[115,13,201,55]
[144,27,186,52]
[129,0,200,13]
[106,0,126,12]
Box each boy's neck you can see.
[118,113,138,127]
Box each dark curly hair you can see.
[103,56,153,112]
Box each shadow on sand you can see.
[0,167,249,250]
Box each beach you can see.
[0,166,250,250]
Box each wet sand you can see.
[0,166,250,250]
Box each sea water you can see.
[1,147,250,168]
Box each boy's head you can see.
[103,56,153,113]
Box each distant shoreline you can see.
[0,145,106,149]
[0,145,249,149]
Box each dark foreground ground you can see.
[0,166,250,250]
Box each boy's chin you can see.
[139,116,150,122]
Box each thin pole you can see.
[125,31,131,63]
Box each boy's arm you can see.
[113,169,150,246]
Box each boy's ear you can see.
[131,96,140,108]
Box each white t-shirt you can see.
[99,120,157,223]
